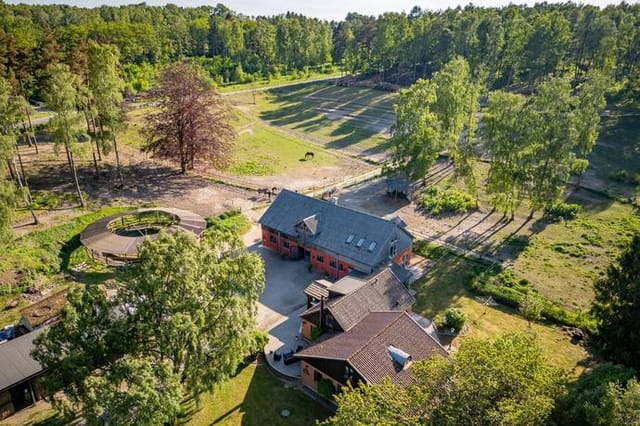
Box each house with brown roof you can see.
[20,291,67,332]
[295,311,447,397]
[299,268,415,340]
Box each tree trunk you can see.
[66,147,85,208]
[6,160,16,181]
[23,106,38,154]
[13,154,38,224]
[91,114,102,161]
[111,132,124,187]
[20,123,32,147]
[85,112,100,178]
[98,121,108,160]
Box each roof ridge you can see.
[347,311,406,361]
[279,189,400,227]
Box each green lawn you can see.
[412,253,588,373]
[120,104,339,176]
[217,70,341,93]
[228,83,396,159]
[229,122,336,176]
[509,199,640,310]
[181,362,331,425]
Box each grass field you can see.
[419,134,639,312]
[412,253,588,373]
[120,104,339,177]
[509,199,640,310]
[228,83,396,160]
[217,70,341,93]
[182,362,330,425]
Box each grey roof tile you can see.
[0,328,46,392]
[259,190,412,270]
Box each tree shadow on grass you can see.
[177,360,330,426]
[412,254,490,318]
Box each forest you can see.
[0,1,639,98]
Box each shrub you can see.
[610,170,640,185]
[310,326,322,341]
[469,270,595,331]
[544,202,581,222]
[420,187,475,216]
[443,308,467,332]
[413,239,450,259]
[251,330,269,354]
[205,210,251,235]
[317,378,337,400]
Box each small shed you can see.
[386,178,411,201]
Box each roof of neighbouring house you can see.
[259,190,412,270]
[300,268,415,332]
[296,311,447,386]
[0,328,46,392]
[20,291,67,328]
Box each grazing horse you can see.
[304,151,315,160]
[257,188,273,199]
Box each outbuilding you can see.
[0,328,46,420]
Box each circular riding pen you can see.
[80,208,207,265]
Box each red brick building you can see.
[300,268,415,340]
[295,311,447,397]
[259,190,413,279]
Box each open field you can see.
[412,253,588,373]
[228,83,396,162]
[119,103,369,190]
[337,162,640,313]
[216,71,341,93]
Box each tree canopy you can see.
[327,333,565,425]
[591,234,640,370]
[0,3,638,94]
[144,63,235,173]
[33,229,265,424]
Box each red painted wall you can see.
[261,228,299,258]
[393,247,412,266]
[261,226,412,277]
[308,246,352,279]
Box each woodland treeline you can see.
[1,1,639,97]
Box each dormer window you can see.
[346,234,355,244]
[356,238,366,248]
[367,241,377,252]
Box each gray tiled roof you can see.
[327,269,415,331]
[299,268,415,332]
[259,190,412,271]
[296,311,447,386]
[0,328,46,392]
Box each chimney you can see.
[387,345,412,369]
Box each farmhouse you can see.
[300,268,415,340]
[259,190,413,279]
[295,311,447,396]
